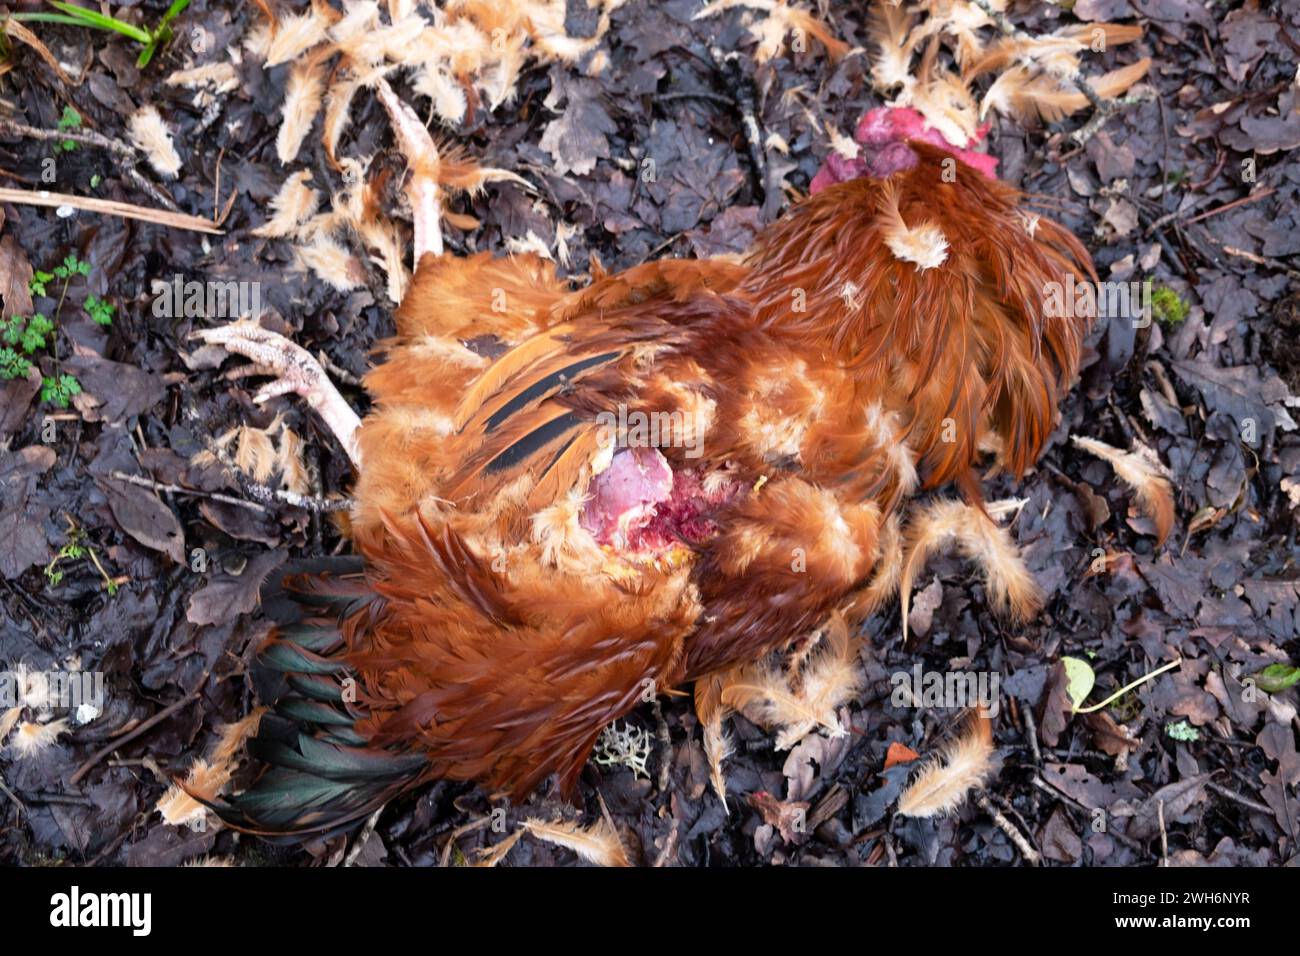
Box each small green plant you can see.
[53,253,91,281]
[84,294,114,325]
[1165,719,1200,742]
[1,253,112,407]
[56,105,80,151]
[1151,285,1189,326]
[10,0,193,69]
[45,517,118,593]
[28,270,54,298]
[1061,655,1183,715]
[40,373,81,407]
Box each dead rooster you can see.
[193,55,1112,833]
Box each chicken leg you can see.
[195,79,446,470]
[193,321,364,466]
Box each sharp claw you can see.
[197,321,364,469]
[254,379,300,404]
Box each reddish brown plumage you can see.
[220,136,1095,834]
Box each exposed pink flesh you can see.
[810,106,998,194]
[581,448,743,553]
[581,447,673,545]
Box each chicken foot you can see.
[195,83,446,471]
[193,321,363,467]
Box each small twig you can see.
[439,816,492,868]
[1183,187,1276,226]
[1206,781,1274,817]
[704,45,768,207]
[0,117,134,159]
[1157,799,1168,866]
[0,772,26,816]
[656,91,732,106]
[109,470,269,513]
[182,398,353,514]
[1219,244,1300,282]
[0,186,220,233]
[1031,774,1148,855]
[651,817,680,867]
[1021,704,1042,766]
[651,699,672,795]
[344,807,384,866]
[975,792,1041,865]
[0,117,182,213]
[1187,148,1226,192]
[1068,95,1146,147]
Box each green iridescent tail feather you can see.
[201,556,428,840]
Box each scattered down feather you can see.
[897,709,995,818]
[979,58,1150,124]
[899,498,1042,641]
[165,61,240,93]
[157,709,266,827]
[253,171,321,239]
[0,706,20,743]
[694,675,733,811]
[522,816,629,867]
[7,718,69,756]
[694,0,848,63]
[276,55,328,164]
[127,106,181,178]
[1070,435,1175,544]
[718,613,862,750]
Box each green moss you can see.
[1151,285,1189,326]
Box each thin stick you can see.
[181,398,353,513]
[0,118,183,213]
[975,792,1040,865]
[1219,245,1300,281]
[651,816,680,867]
[1206,781,1274,817]
[1021,703,1042,765]
[0,772,26,815]
[0,118,135,160]
[1031,774,1148,854]
[1157,799,1168,867]
[0,186,222,234]
[108,470,269,513]
[1183,187,1276,225]
[344,807,384,866]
